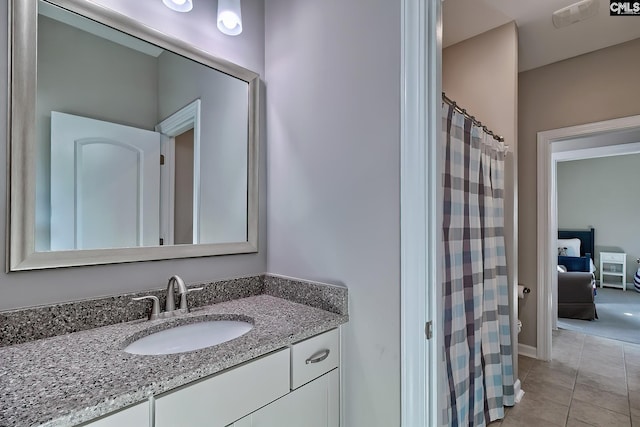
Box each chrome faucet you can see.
[166,275,188,312]
[165,275,203,316]
[133,275,203,320]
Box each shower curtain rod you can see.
[442,92,507,146]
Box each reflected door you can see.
[50,112,161,250]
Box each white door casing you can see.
[50,111,161,250]
[401,0,442,426]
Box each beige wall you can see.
[557,154,640,284]
[519,38,640,347]
[443,21,519,364]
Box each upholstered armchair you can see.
[557,270,597,320]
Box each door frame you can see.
[400,0,442,425]
[536,114,640,361]
[155,99,202,245]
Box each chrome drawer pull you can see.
[305,349,330,364]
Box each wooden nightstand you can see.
[600,252,627,291]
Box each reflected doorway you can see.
[173,128,195,245]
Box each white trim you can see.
[159,136,176,245]
[537,114,640,361]
[550,155,559,332]
[400,0,442,426]
[536,134,553,361]
[554,141,640,161]
[518,343,537,359]
[155,100,202,245]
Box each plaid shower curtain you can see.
[442,103,514,426]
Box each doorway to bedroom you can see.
[537,116,640,360]
[556,153,640,345]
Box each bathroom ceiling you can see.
[443,0,640,72]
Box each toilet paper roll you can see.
[518,285,530,299]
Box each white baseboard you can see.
[514,379,525,403]
[518,344,537,359]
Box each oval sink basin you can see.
[124,320,253,355]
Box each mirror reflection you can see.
[36,1,249,252]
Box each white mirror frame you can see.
[7,0,260,271]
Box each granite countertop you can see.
[0,294,348,427]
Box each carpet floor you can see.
[557,287,640,345]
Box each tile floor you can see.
[490,329,640,426]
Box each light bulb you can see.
[162,0,193,13]
[217,0,243,36]
[220,12,240,30]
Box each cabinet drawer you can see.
[601,252,625,262]
[155,349,290,427]
[291,329,339,390]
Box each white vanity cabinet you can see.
[155,328,340,427]
[230,328,340,427]
[78,402,149,427]
[72,328,340,427]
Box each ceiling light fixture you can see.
[217,0,243,36]
[163,0,193,13]
[552,0,599,29]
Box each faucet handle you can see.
[179,286,204,310]
[133,295,160,320]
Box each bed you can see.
[558,228,595,273]
[557,228,597,320]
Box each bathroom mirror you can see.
[7,0,259,270]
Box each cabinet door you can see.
[79,401,149,427]
[248,369,339,427]
[155,349,290,427]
